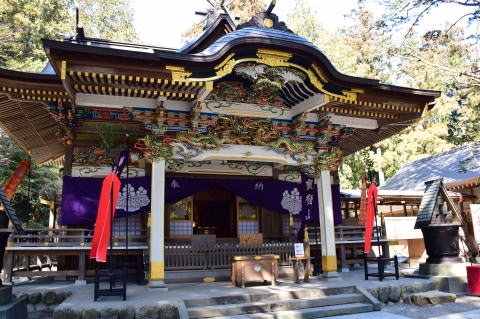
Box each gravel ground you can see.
[383,295,480,318]
[27,309,53,319]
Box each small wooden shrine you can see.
[0,3,440,286]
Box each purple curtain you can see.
[166,177,307,219]
[60,176,151,225]
[61,175,343,226]
[332,184,343,225]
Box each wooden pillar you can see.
[316,170,339,278]
[75,251,86,285]
[63,143,73,176]
[148,159,167,289]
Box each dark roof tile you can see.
[192,27,320,56]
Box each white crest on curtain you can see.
[305,179,313,190]
[171,179,180,189]
[281,188,302,215]
[254,182,264,191]
[305,194,313,206]
[116,184,150,212]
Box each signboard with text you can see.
[294,243,305,257]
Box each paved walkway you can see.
[328,312,411,319]
[435,310,480,319]
[328,309,480,319]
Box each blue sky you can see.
[132,0,472,48]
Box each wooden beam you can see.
[58,61,77,100]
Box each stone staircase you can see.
[184,285,381,319]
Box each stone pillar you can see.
[148,159,167,290]
[316,170,339,279]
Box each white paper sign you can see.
[470,204,480,243]
[294,243,305,257]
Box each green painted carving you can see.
[226,162,266,176]
[267,137,316,162]
[302,147,343,176]
[78,166,102,176]
[203,100,235,112]
[175,133,224,150]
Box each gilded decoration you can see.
[134,116,320,163]
[208,116,281,145]
[133,111,351,170]
[72,146,117,165]
[207,62,306,108]
[190,49,360,102]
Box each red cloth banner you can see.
[89,172,121,262]
[2,159,30,200]
[363,183,378,253]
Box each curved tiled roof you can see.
[189,27,320,56]
[380,143,480,191]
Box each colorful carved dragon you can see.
[303,147,343,176]
[268,137,315,157]
[135,135,174,162]
[175,133,224,150]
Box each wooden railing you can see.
[4,228,148,283]
[307,225,393,269]
[165,242,295,270]
[9,228,147,247]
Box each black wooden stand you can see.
[94,147,131,301]
[93,180,127,301]
[364,254,399,281]
[363,189,399,281]
[94,267,127,301]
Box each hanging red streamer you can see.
[89,172,121,262]
[363,183,378,253]
[2,159,30,201]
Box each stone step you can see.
[184,286,356,308]
[209,302,374,319]
[187,293,365,318]
[405,290,456,306]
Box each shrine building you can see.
[0,3,440,287]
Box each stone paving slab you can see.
[326,311,412,318]
[13,270,435,303]
[10,270,437,318]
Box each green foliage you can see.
[0,0,137,226]
[0,0,71,72]
[75,0,138,42]
[0,0,138,72]
[288,1,480,188]
[0,130,61,227]
[287,0,322,44]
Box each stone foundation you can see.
[53,303,180,319]
[364,280,437,304]
[15,289,72,313]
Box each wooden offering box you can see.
[231,255,279,288]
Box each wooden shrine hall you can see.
[0,2,440,287]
